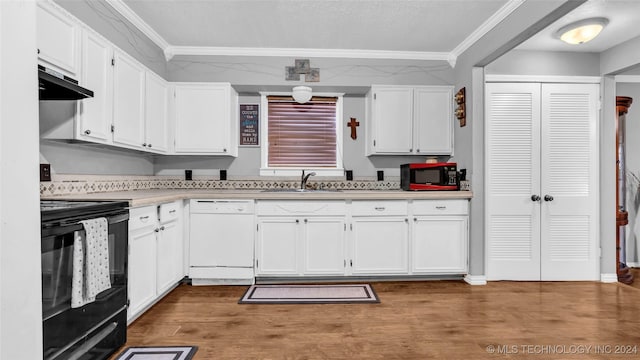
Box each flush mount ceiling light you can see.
[292,86,312,104]
[556,17,609,45]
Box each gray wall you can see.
[485,50,600,76]
[617,82,640,265]
[154,95,435,178]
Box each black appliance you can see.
[38,65,94,100]
[41,200,129,360]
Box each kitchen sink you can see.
[261,188,342,193]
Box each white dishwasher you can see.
[189,199,255,285]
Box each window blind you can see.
[267,96,338,168]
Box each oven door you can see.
[42,212,128,360]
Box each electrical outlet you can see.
[40,164,51,182]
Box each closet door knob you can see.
[531,195,541,202]
[544,195,554,202]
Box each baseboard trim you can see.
[600,273,618,283]
[464,275,487,285]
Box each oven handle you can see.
[42,212,129,237]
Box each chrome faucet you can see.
[301,170,316,190]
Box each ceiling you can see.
[111,0,640,65]
[517,0,640,53]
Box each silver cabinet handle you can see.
[374,207,385,211]
[139,215,149,220]
[435,206,447,210]
[84,130,91,135]
[169,209,176,214]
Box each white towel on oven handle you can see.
[71,217,112,308]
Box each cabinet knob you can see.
[160,226,165,231]
[37,48,40,54]
[223,148,227,152]
[295,219,299,224]
[84,130,91,135]
[147,144,152,148]
[416,149,420,153]
[409,148,413,152]
[544,195,554,202]
[142,143,147,147]
[304,219,308,223]
[154,228,160,232]
[531,195,541,202]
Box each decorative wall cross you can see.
[347,117,360,140]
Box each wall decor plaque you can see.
[239,104,259,146]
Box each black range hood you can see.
[38,65,93,100]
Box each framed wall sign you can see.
[239,104,259,146]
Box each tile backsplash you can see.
[40,175,403,196]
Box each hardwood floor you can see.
[113,281,640,359]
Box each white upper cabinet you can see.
[144,71,169,153]
[172,83,239,156]
[413,86,453,154]
[112,50,146,150]
[368,86,413,154]
[366,85,453,155]
[76,29,113,144]
[37,1,80,77]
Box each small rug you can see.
[114,346,197,360]
[238,284,379,304]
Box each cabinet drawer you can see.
[256,201,346,216]
[159,201,181,224]
[412,200,468,215]
[190,199,254,214]
[129,206,157,231]
[351,201,408,216]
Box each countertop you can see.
[41,189,473,208]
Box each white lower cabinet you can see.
[255,201,347,277]
[304,217,347,275]
[252,199,468,279]
[128,201,184,322]
[350,201,410,275]
[255,217,300,275]
[127,207,157,320]
[411,200,468,274]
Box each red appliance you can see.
[400,162,459,191]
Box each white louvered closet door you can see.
[486,83,541,280]
[486,82,599,281]
[540,84,599,280]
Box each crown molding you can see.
[449,0,526,60]
[104,0,170,51]
[164,46,451,62]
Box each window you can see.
[260,94,343,176]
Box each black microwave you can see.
[400,162,459,191]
